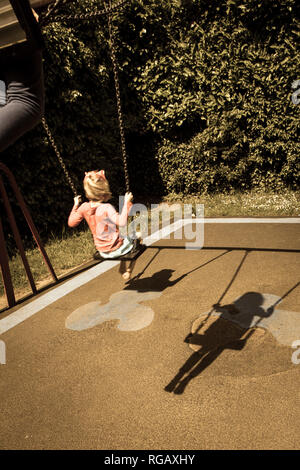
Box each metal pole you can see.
[0,176,37,294]
[0,163,57,283]
[0,217,16,308]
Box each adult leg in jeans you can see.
[0,46,44,153]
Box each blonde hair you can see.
[83,170,112,202]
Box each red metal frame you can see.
[0,162,57,308]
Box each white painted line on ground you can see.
[197,218,300,224]
[0,261,118,335]
[0,218,299,336]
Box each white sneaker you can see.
[135,231,142,240]
[122,271,131,281]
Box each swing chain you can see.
[41,117,78,196]
[106,0,130,192]
[40,0,130,195]
[40,0,66,23]
[40,0,129,26]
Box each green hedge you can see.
[1,0,299,245]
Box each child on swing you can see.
[68,169,140,280]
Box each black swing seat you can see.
[93,239,147,262]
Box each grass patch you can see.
[164,189,300,217]
[1,189,299,304]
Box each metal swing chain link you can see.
[41,117,78,196]
[106,0,130,193]
[40,0,65,22]
[40,0,129,26]
[40,0,130,194]
[39,0,70,26]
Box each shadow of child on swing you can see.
[124,268,185,293]
[124,249,230,293]
[164,292,274,395]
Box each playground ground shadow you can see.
[164,291,274,394]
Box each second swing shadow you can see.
[164,291,274,395]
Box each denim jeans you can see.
[0,44,44,152]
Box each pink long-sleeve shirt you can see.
[68,200,132,253]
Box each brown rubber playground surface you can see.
[0,221,299,450]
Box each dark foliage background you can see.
[1,0,299,246]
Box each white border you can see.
[0,218,299,335]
